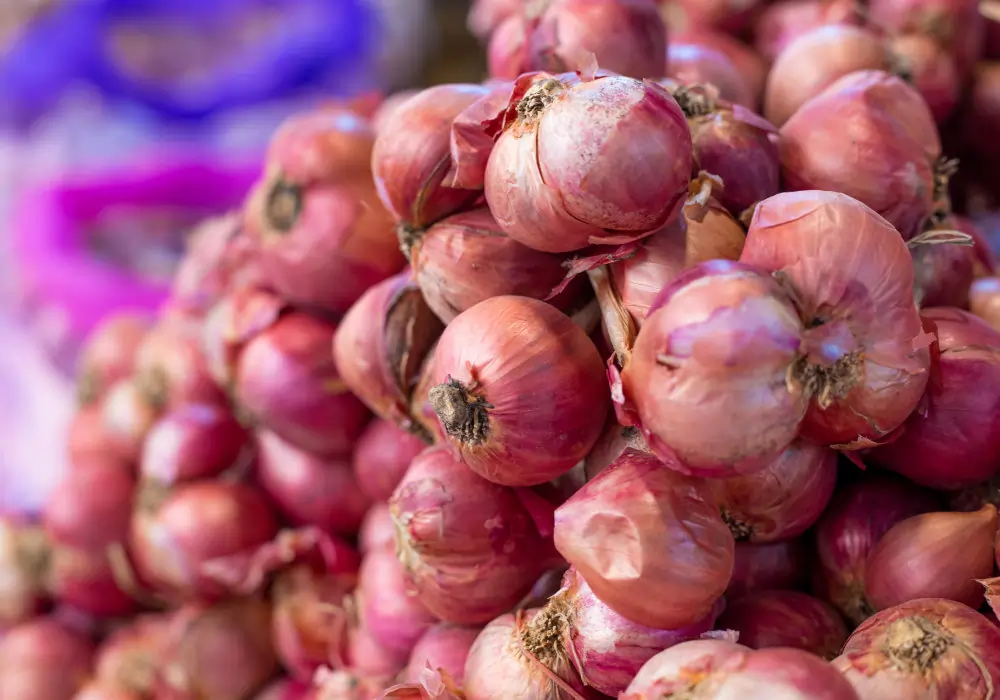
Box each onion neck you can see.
[792,320,863,409]
[429,378,493,447]
[671,85,717,119]
[720,510,753,542]
[396,223,423,262]
[516,79,566,125]
[264,175,303,233]
[518,596,574,676]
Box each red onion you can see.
[68,404,127,468]
[410,207,579,324]
[235,311,369,457]
[94,614,169,696]
[405,623,480,684]
[359,503,396,555]
[868,0,985,77]
[47,545,136,618]
[356,547,437,658]
[157,598,279,700]
[890,34,960,124]
[754,0,863,62]
[371,91,420,135]
[623,640,860,699]
[390,446,555,623]
[348,618,409,678]
[813,473,940,624]
[678,31,767,104]
[44,460,134,553]
[130,481,279,600]
[140,403,247,487]
[352,419,426,502]
[200,286,286,389]
[728,539,810,597]
[912,234,978,308]
[668,43,754,108]
[100,379,160,465]
[372,84,488,231]
[833,598,1000,698]
[621,260,806,474]
[865,506,998,611]
[666,0,763,34]
[554,450,734,629]
[742,190,933,447]
[713,439,837,543]
[424,296,608,486]
[333,273,444,436]
[870,309,1000,488]
[468,0,520,38]
[971,277,1000,331]
[0,617,95,700]
[77,313,150,405]
[779,72,946,240]
[484,71,693,253]
[256,430,371,535]
[717,591,848,658]
[487,0,666,81]
[0,519,48,629]
[244,109,404,315]
[134,318,225,410]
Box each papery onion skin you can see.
[235,312,369,458]
[833,598,1000,698]
[622,638,748,698]
[485,72,693,253]
[742,191,932,447]
[717,590,848,658]
[390,446,553,623]
[352,419,427,502]
[0,617,95,700]
[813,473,940,625]
[48,546,137,618]
[0,519,48,629]
[912,237,977,308]
[622,260,806,474]
[140,403,247,487]
[348,618,409,679]
[970,277,1000,331]
[668,43,755,107]
[870,308,1000,489]
[554,450,734,630]
[77,313,151,405]
[426,296,608,486]
[865,505,998,611]
[728,539,810,597]
[468,0,520,38]
[890,34,960,124]
[357,548,437,659]
[714,439,837,543]
[404,623,481,684]
[254,678,313,700]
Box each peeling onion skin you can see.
[485,72,693,254]
[717,590,849,659]
[622,260,806,475]
[554,450,734,630]
[668,43,755,108]
[834,599,1000,699]
[869,308,1000,489]
[666,0,764,35]
[426,296,608,487]
[742,190,932,448]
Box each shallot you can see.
[716,590,848,658]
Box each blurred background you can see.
[0,0,485,513]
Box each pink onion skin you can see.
[742,191,932,447]
[912,237,978,308]
[667,0,763,34]
[668,43,755,108]
[468,0,520,38]
[865,506,998,611]
[0,618,95,700]
[714,440,837,543]
[47,546,137,618]
[371,91,420,135]
[372,84,487,229]
[484,72,693,254]
[77,313,151,405]
[358,503,396,555]
[834,599,1000,699]
[256,430,372,535]
[624,642,861,699]
[678,31,767,105]
[754,0,863,63]
[100,379,160,466]
[813,473,940,625]
[404,623,481,684]
[717,591,848,659]
[560,567,723,696]
[254,679,313,700]
[0,519,47,629]
[869,308,1000,489]
[44,460,133,553]
[487,0,667,81]
[728,539,810,597]
[69,404,129,469]
[425,296,608,486]
[621,260,806,475]
[130,481,280,600]
[94,614,169,696]
[971,277,1000,331]
[134,319,226,411]
[200,286,286,390]
[352,419,426,502]
[390,446,554,624]
[554,450,734,630]
[890,34,960,124]
[357,548,437,659]
[140,403,247,487]
[235,312,369,458]
[348,619,409,678]
[868,0,985,78]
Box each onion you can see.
[158,599,279,700]
[244,109,404,315]
[404,623,480,684]
[94,614,169,696]
[667,43,755,107]
[971,277,1000,331]
[713,439,838,543]
[778,72,946,240]
[667,0,763,34]
[130,481,279,600]
[677,30,767,105]
[554,449,734,629]
[486,0,666,81]
[833,598,1000,698]
[890,34,960,124]
[256,430,371,535]
[333,273,444,437]
[352,419,426,502]
[717,591,848,658]
[69,404,126,468]
[742,190,933,447]
[47,545,137,618]
[44,460,133,554]
[254,678,312,700]
[0,519,48,629]
[0,617,94,700]
[424,296,608,486]
[754,0,864,63]
[621,260,806,474]
[865,506,998,611]
[76,313,150,405]
[728,539,810,597]
[313,669,387,700]
[134,318,226,411]
[868,0,986,77]
[235,312,369,458]
[100,379,160,465]
[869,308,1000,489]
[484,71,693,253]
[356,547,437,659]
[348,618,409,678]
[371,91,420,135]
[372,84,488,231]
[359,503,396,555]
[410,207,579,324]
[813,473,940,625]
[623,640,860,699]
[140,403,247,488]
[468,0,520,38]
[200,286,286,389]
[911,233,978,308]
[764,25,888,127]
